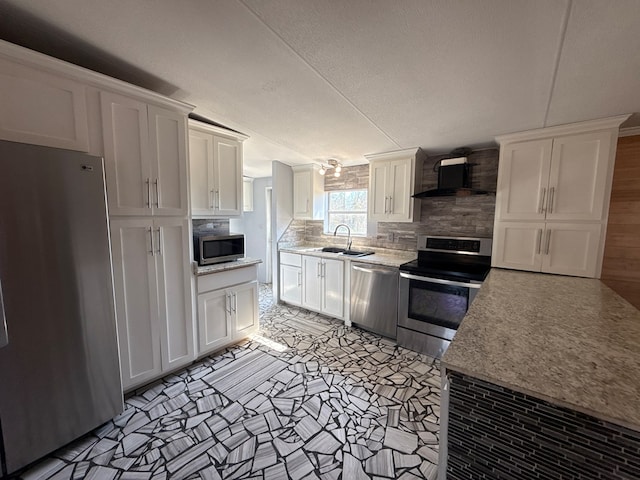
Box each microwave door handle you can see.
[0,277,8,349]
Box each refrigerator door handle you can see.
[0,277,8,348]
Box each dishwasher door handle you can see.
[352,265,396,275]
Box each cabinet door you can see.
[547,131,612,222]
[197,289,232,355]
[492,222,545,272]
[213,135,242,216]
[110,218,161,390]
[302,256,322,311]
[542,223,602,277]
[189,129,215,216]
[322,258,344,319]
[154,218,194,371]
[0,58,89,151]
[387,158,412,221]
[368,161,389,221]
[234,282,259,338]
[293,170,312,219]
[101,92,152,216]
[496,139,552,221]
[148,105,188,216]
[280,264,302,305]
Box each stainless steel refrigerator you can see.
[0,140,123,475]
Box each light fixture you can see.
[318,159,343,177]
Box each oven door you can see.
[398,272,481,340]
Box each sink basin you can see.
[340,250,375,257]
[321,247,346,253]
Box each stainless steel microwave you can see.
[193,233,245,265]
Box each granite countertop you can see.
[279,244,416,268]
[442,268,640,431]
[193,258,262,276]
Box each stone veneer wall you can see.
[282,149,499,250]
[447,371,640,480]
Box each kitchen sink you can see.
[341,250,375,257]
[321,247,346,253]
[320,247,374,257]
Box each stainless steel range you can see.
[397,235,492,359]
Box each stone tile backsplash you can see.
[281,148,499,251]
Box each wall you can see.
[602,135,640,309]
[271,161,294,296]
[286,149,499,251]
[230,177,273,283]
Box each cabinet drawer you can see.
[280,252,302,267]
[197,264,257,293]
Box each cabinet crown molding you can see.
[0,39,194,113]
[619,126,640,138]
[495,114,631,145]
[188,118,249,141]
[365,147,425,163]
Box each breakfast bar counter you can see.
[440,268,640,479]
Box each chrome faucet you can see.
[333,224,352,251]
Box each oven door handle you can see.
[399,271,483,288]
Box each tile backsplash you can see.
[282,148,499,251]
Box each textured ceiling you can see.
[0,0,638,177]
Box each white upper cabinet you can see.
[101,92,151,216]
[496,131,613,223]
[546,131,612,222]
[493,115,629,278]
[148,106,189,216]
[292,165,325,220]
[495,139,552,221]
[0,57,89,152]
[366,148,424,223]
[188,120,247,217]
[101,92,189,216]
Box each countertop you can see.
[193,258,262,276]
[279,244,416,268]
[442,268,640,431]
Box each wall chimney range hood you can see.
[413,149,493,198]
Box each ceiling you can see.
[1,0,639,177]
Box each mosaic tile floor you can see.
[18,284,441,480]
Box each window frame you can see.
[323,189,368,237]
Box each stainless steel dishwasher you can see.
[350,262,399,339]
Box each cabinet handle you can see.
[154,179,159,207]
[317,262,321,278]
[384,196,388,214]
[297,271,302,287]
[146,178,151,207]
[0,277,8,349]
[156,228,162,256]
[148,227,154,256]
[210,189,215,209]
[539,187,547,214]
[226,293,232,315]
[548,187,555,214]
[306,198,309,213]
[389,196,393,214]
[215,190,220,209]
[545,229,552,255]
[536,229,543,254]
[233,293,237,313]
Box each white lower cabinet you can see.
[110,217,194,391]
[281,254,345,319]
[494,222,602,277]
[196,266,259,357]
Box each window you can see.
[325,190,367,236]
